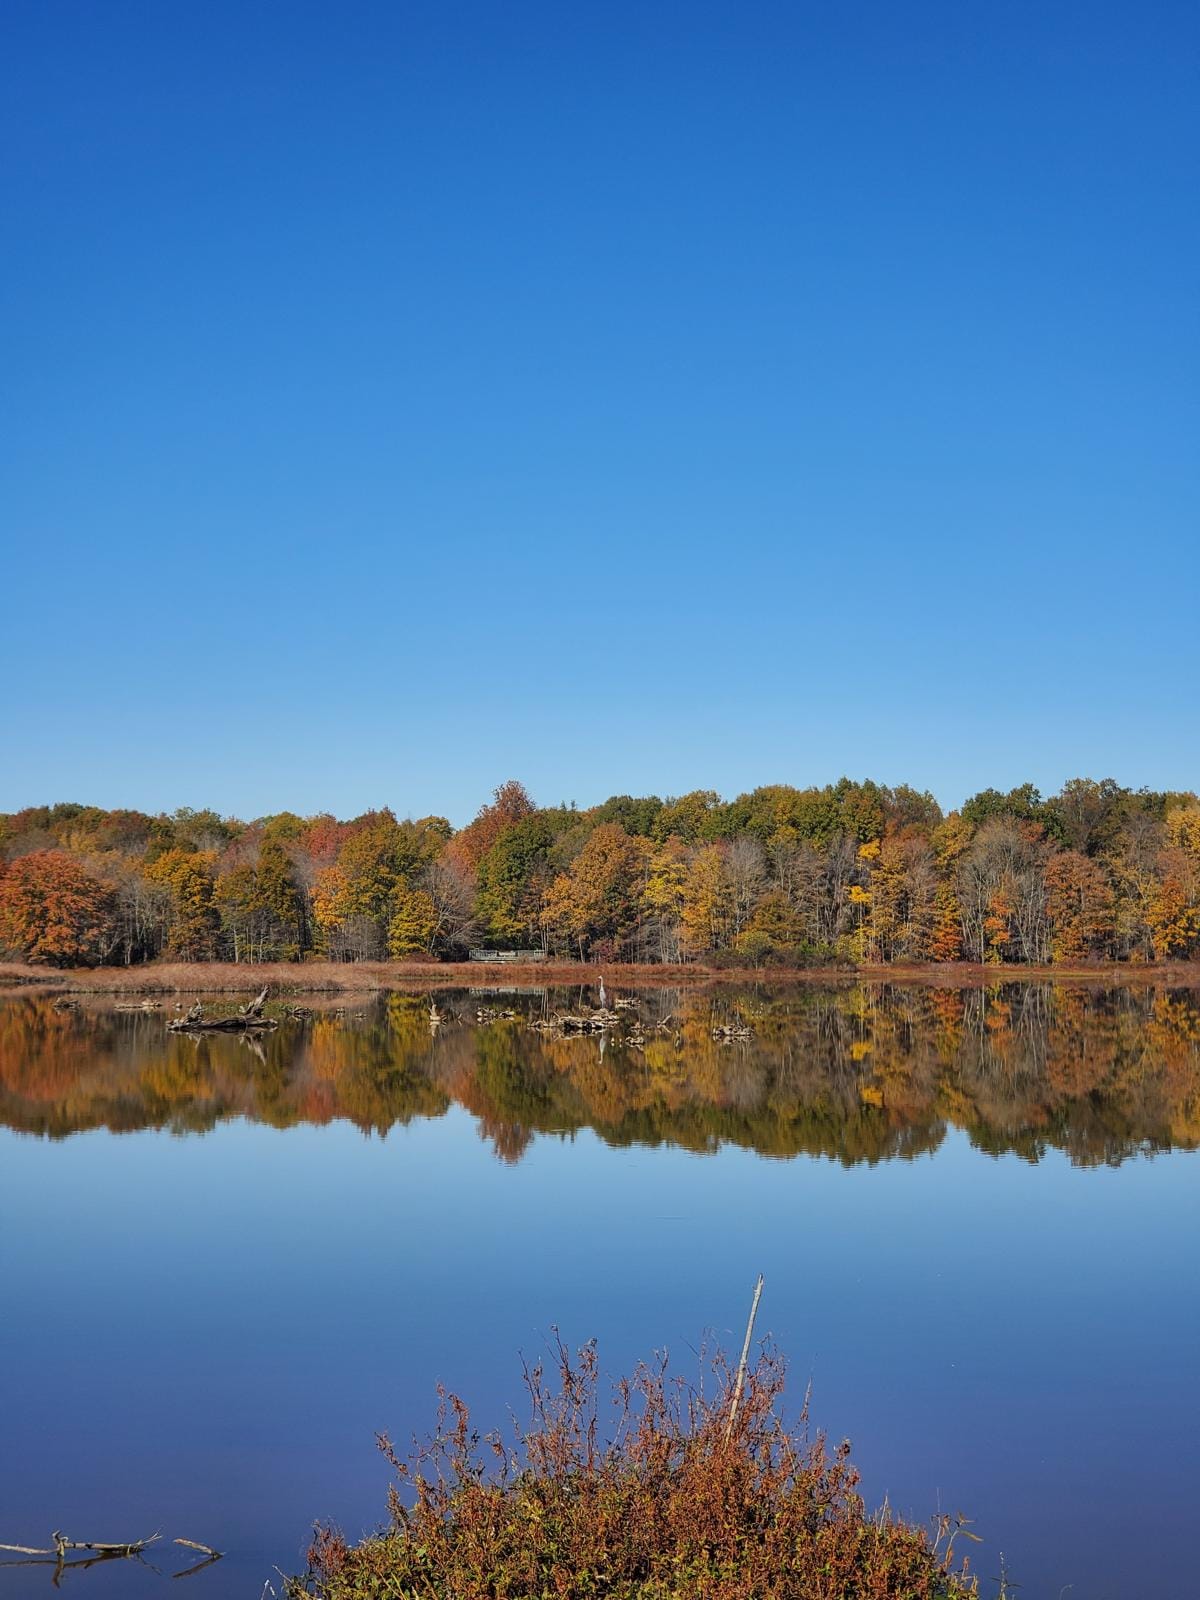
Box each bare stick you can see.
[725,1274,764,1441]
[174,1538,221,1557]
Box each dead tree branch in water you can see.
[174,1538,222,1558]
[53,1532,162,1558]
[1,1528,225,1585]
[168,988,278,1033]
[172,1538,224,1579]
[240,987,269,1019]
[0,1534,160,1558]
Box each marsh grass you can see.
[3,956,1195,996]
[296,1337,979,1600]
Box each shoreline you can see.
[3,956,1200,995]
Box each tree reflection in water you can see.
[1,984,1198,1165]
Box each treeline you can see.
[1,776,1199,968]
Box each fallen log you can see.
[168,992,278,1033]
[54,1531,162,1558]
[169,1015,278,1034]
[0,1530,222,1568]
[0,1531,162,1558]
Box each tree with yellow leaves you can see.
[640,835,690,962]
[680,844,735,958]
[541,824,646,960]
[146,848,220,960]
[388,887,439,957]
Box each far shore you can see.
[3,957,1200,995]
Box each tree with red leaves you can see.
[443,780,536,877]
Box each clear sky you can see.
[3,1,1196,826]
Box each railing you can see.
[468,948,547,963]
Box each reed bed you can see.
[2,957,1196,996]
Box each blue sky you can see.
[2,0,1196,826]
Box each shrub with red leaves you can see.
[296,1337,979,1599]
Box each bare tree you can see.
[424,860,479,957]
[726,838,767,938]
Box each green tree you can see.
[254,834,305,957]
[475,815,557,948]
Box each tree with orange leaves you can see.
[541,824,646,960]
[1044,850,1115,961]
[0,850,117,966]
[928,882,963,962]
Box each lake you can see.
[1,982,1197,1598]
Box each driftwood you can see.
[241,986,269,1019]
[54,1532,161,1558]
[530,1006,674,1039]
[0,1531,161,1559]
[169,1014,278,1034]
[0,1530,223,1582]
[174,1538,221,1557]
[168,989,277,1034]
[173,1536,225,1576]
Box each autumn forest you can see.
[3,776,1200,971]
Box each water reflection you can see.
[3,984,1198,1165]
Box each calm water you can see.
[1,983,1198,1598]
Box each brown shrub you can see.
[296,1338,978,1600]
